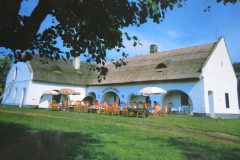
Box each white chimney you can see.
[150,44,158,54]
[74,56,80,70]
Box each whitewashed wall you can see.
[2,61,87,108]
[2,61,32,106]
[28,82,86,108]
[202,37,239,116]
[2,38,238,117]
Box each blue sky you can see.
[116,1,240,62]
[1,0,240,62]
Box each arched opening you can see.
[83,92,96,105]
[155,63,167,72]
[88,92,96,100]
[162,90,193,115]
[128,94,149,103]
[39,92,69,108]
[127,93,152,107]
[39,94,52,108]
[102,91,120,106]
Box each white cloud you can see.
[166,30,179,39]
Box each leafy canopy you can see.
[0,0,239,80]
[0,54,11,98]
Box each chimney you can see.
[150,44,158,54]
[74,56,80,70]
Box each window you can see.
[225,93,230,108]
[181,93,189,105]
[53,66,62,74]
[155,63,167,72]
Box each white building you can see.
[1,37,239,118]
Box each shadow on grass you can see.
[169,137,240,160]
[0,122,103,160]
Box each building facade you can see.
[1,37,239,118]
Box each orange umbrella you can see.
[58,88,76,95]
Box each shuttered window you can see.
[225,93,230,108]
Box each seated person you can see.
[93,100,100,107]
[128,101,137,111]
[147,101,160,113]
[119,101,126,110]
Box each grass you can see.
[0,107,239,160]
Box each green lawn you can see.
[0,107,239,160]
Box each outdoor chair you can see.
[136,101,147,118]
[62,100,69,111]
[99,101,108,113]
[121,107,129,116]
[111,101,120,115]
[128,101,137,116]
[48,100,59,111]
[74,100,81,112]
[99,102,105,112]
[81,100,89,113]
[104,105,112,114]
[161,103,169,115]
[68,100,75,111]
[144,103,149,109]
[148,104,161,118]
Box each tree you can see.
[0,0,239,81]
[233,62,240,80]
[233,62,240,108]
[0,54,11,101]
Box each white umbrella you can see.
[43,90,59,95]
[139,87,167,95]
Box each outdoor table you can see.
[88,106,100,113]
[57,103,62,110]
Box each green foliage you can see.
[0,108,240,159]
[0,55,11,97]
[233,62,240,79]
[0,0,239,81]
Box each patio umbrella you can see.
[139,87,167,95]
[43,90,59,95]
[58,88,76,95]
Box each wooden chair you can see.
[129,102,137,109]
[99,102,105,112]
[121,106,129,116]
[128,101,137,116]
[68,100,75,111]
[74,100,81,112]
[99,101,108,113]
[136,101,147,118]
[144,103,148,109]
[48,100,59,111]
[80,100,89,113]
[152,104,161,117]
[161,103,169,115]
[104,105,112,114]
[111,101,120,115]
[62,100,69,111]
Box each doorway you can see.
[19,88,26,108]
[208,91,215,118]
